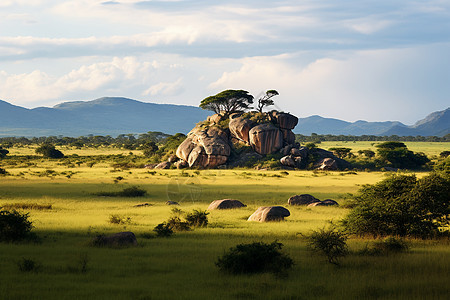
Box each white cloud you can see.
[143,78,184,97]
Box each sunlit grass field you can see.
[1,167,449,299]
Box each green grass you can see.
[0,160,449,298]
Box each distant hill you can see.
[0,97,211,137]
[294,115,407,136]
[294,108,449,137]
[0,97,448,137]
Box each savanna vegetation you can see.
[0,137,449,299]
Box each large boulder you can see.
[288,194,320,205]
[176,137,196,162]
[207,199,246,210]
[229,117,255,144]
[272,112,298,130]
[281,129,296,145]
[91,232,138,247]
[187,145,208,167]
[249,123,283,155]
[155,161,171,169]
[248,206,290,222]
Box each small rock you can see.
[155,161,171,169]
[134,203,151,207]
[308,199,338,207]
[166,201,179,205]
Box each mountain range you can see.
[0,97,448,137]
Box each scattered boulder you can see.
[144,163,158,169]
[280,156,296,167]
[207,199,246,210]
[316,158,338,170]
[308,199,339,207]
[288,194,320,205]
[249,123,283,155]
[248,206,290,222]
[91,232,138,247]
[155,161,171,169]
[174,159,188,169]
[166,201,179,205]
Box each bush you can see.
[361,237,409,256]
[153,222,174,237]
[35,143,64,158]
[17,258,41,272]
[216,241,294,274]
[308,227,348,265]
[343,173,450,238]
[108,215,132,225]
[185,209,209,227]
[0,167,7,175]
[0,147,9,158]
[96,186,147,197]
[375,142,429,169]
[166,216,191,231]
[0,210,33,242]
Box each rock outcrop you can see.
[248,206,290,222]
[207,199,246,210]
[174,111,351,170]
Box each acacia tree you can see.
[199,90,254,115]
[256,90,278,112]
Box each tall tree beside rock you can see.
[199,90,254,115]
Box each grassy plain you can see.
[1,166,449,299]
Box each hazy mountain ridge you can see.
[0,98,448,137]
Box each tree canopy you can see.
[256,90,278,112]
[199,90,254,114]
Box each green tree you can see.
[35,143,64,158]
[0,147,9,158]
[256,90,278,112]
[343,173,450,238]
[329,147,353,158]
[199,90,254,115]
[376,141,429,169]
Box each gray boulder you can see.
[207,199,246,210]
[155,161,171,169]
[316,158,338,170]
[280,156,296,167]
[288,194,320,205]
[248,206,290,222]
[272,112,298,129]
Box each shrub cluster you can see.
[216,241,293,274]
[343,173,450,238]
[308,227,348,265]
[360,237,409,256]
[153,208,209,237]
[95,186,147,197]
[0,210,33,242]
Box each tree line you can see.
[296,133,450,142]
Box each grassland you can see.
[0,143,449,299]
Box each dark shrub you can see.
[375,142,429,169]
[17,258,41,272]
[108,215,132,225]
[216,241,293,274]
[308,227,348,265]
[361,237,409,256]
[0,167,7,175]
[96,186,147,197]
[153,222,174,237]
[166,216,191,231]
[185,209,209,227]
[35,143,64,158]
[0,210,33,242]
[343,173,450,238]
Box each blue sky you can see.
[1,0,449,124]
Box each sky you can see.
[1,0,449,125]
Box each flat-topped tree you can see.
[256,90,278,112]
[200,90,254,115]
